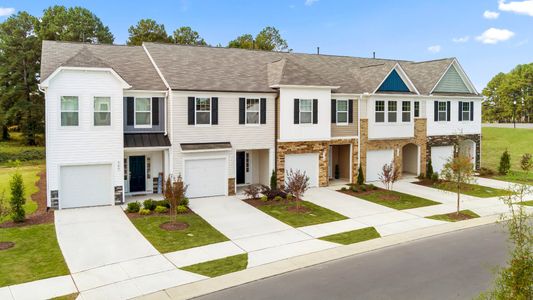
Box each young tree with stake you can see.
[285,169,310,212]
[441,154,475,215]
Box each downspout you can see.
[357,94,362,167]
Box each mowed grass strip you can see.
[130,214,229,253]
[431,181,511,198]
[181,254,248,277]
[0,224,69,287]
[255,200,347,227]
[521,200,533,206]
[426,210,480,222]
[320,227,380,245]
[0,165,42,223]
[343,189,439,210]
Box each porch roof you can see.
[124,133,171,148]
[180,142,232,151]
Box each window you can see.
[61,96,79,126]
[414,101,420,117]
[402,101,411,122]
[438,101,447,121]
[195,97,211,125]
[94,97,111,126]
[135,98,151,127]
[462,102,471,121]
[337,100,348,124]
[388,101,397,122]
[375,101,385,123]
[246,98,260,124]
[299,99,313,124]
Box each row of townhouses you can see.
[40,41,482,209]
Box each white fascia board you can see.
[429,59,478,95]
[372,63,419,95]
[270,84,340,89]
[40,67,131,89]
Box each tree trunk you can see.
[1,125,9,141]
[456,186,460,215]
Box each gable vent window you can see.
[299,99,313,124]
[336,100,348,124]
[375,101,385,123]
[61,96,79,126]
[414,101,420,117]
[246,98,260,124]
[388,101,397,122]
[135,98,151,127]
[195,97,211,125]
[94,97,111,126]
[402,101,411,122]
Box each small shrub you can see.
[498,150,511,175]
[260,195,268,202]
[431,172,439,182]
[155,199,170,208]
[143,199,157,211]
[261,185,287,199]
[360,185,367,192]
[126,201,141,213]
[274,195,283,201]
[176,205,188,214]
[180,197,189,207]
[154,205,168,213]
[479,167,495,176]
[357,165,364,185]
[340,187,347,191]
[139,208,152,215]
[426,158,434,180]
[243,184,261,200]
[519,153,532,173]
[9,171,25,223]
[351,186,358,193]
[369,184,377,190]
[270,169,277,190]
[286,194,293,201]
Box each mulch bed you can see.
[440,212,477,221]
[0,171,54,228]
[159,221,189,231]
[0,241,14,251]
[338,186,387,198]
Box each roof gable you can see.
[377,69,410,92]
[433,64,471,93]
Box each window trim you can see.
[134,97,152,128]
[401,101,411,123]
[387,100,397,123]
[299,99,313,125]
[60,96,79,127]
[336,99,349,125]
[195,97,212,126]
[461,102,471,121]
[375,100,385,123]
[437,101,448,122]
[245,98,260,126]
[93,96,111,127]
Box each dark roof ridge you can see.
[43,40,141,48]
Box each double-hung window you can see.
[336,100,348,124]
[402,101,411,122]
[299,99,313,124]
[195,97,211,125]
[61,96,79,126]
[375,101,385,123]
[438,101,447,121]
[135,98,151,127]
[462,102,471,121]
[246,98,260,124]
[388,101,397,122]
[94,97,111,126]
[414,101,420,117]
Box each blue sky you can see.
[1,0,532,91]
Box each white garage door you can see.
[60,164,112,209]
[185,158,227,198]
[285,153,319,187]
[366,149,394,182]
[431,146,454,173]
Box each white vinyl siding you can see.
[94,97,111,126]
[135,97,151,127]
[61,96,79,126]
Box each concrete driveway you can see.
[55,206,160,273]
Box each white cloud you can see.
[499,0,533,16]
[427,45,441,53]
[0,7,15,17]
[476,28,515,44]
[305,0,319,6]
[483,10,500,19]
[452,36,470,43]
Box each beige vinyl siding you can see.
[434,65,470,93]
[331,99,358,137]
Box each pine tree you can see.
[357,165,365,185]
[9,171,25,222]
[499,150,511,175]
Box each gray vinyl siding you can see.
[434,65,470,93]
[123,97,165,133]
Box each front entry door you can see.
[129,156,146,192]
[236,152,245,184]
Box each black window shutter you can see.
[211,97,218,125]
[188,97,195,125]
[458,101,463,121]
[348,100,354,123]
[446,101,451,121]
[294,99,299,124]
[313,99,318,124]
[434,101,438,121]
[126,97,134,126]
[152,97,159,126]
[260,98,266,124]
[331,99,336,123]
[470,101,474,121]
[239,97,245,124]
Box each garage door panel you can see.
[60,164,112,209]
[431,146,454,174]
[366,150,394,182]
[285,153,319,187]
[185,158,226,198]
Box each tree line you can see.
[0,5,289,145]
[482,63,532,123]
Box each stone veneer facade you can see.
[359,118,428,179]
[426,134,481,170]
[228,178,235,196]
[276,138,358,187]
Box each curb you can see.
[136,214,501,300]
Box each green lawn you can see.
[344,189,439,210]
[0,132,45,167]
[521,200,533,206]
[130,214,229,253]
[181,254,248,277]
[429,181,511,198]
[0,165,42,223]
[481,127,533,183]
[426,210,480,222]
[0,224,69,287]
[319,227,380,245]
[254,200,347,227]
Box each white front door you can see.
[184,158,227,198]
[285,153,319,187]
[60,164,113,209]
[366,149,394,182]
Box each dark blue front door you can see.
[129,156,146,192]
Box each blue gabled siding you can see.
[377,69,410,92]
